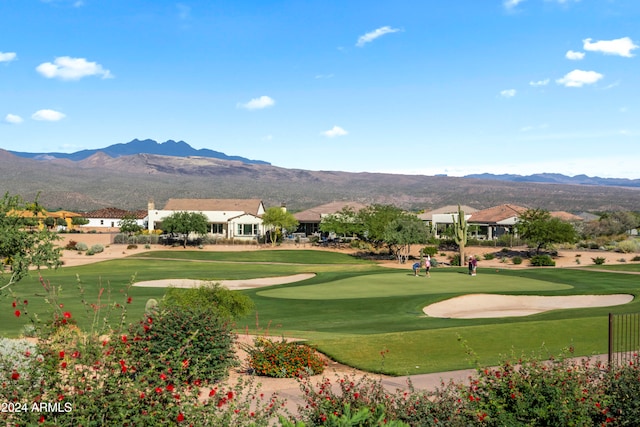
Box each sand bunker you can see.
[423,293,634,319]
[133,273,315,290]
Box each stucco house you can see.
[467,204,528,240]
[81,208,148,232]
[418,205,478,238]
[147,198,266,240]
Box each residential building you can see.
[147,198,266,240]
[293,201,367,236]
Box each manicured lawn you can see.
[3,249,639,375]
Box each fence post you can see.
[608,313,614,368]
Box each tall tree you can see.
[160,211,209,248]
[517,208,577,254]
[357,204,405,249]
[0,193,62,293]
[382,213,430,263]
[261,207,299,246]
[319,206,363,238]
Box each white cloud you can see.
[36,56,113,80]
[529,78,550,86]
[556,69,603,87]
[583,37,638,58]
[565,50,585,60]
[0,52,17,63]
[503,0,525,10]
[238,96,275,110]
[31,109,66,121]
[500,89,517,98]
[5,114,23,124]
[321,126,348,138]
[356,26,400,47]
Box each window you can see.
[100,220,104,225]
[237,224,258,236]
[211,223,224,234]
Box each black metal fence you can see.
[608,312,640,367]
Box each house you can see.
[147,198,266,240]
[293,201,368,236]
[418,205,478,238]
[81,208,148,232]
[467,204,528,240]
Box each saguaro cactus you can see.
[452,205,468,265]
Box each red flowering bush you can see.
[248,337,325,378]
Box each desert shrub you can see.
[127,244,138,250]
[113,233,127,244]
[500,247,510,253]
[127,235,138,244]
[90,244,104,254]
[128,305,238,384]
[512,256,523,265]
[483,253,495,260]
[462,351,609,427]
[605,354,640,426]
[144,244,151,249]
[75,242,88,251]
[429,257,439,267]
[64,240,78,250]
[592,256,606,265]
[148,233,159,244]
[136,234,150,244]
[632,255,640,262]
[449,253,461,266]
[617,239,639,253]
[530,254,555,266]
[163,283,254,320]
[248,337,325,378]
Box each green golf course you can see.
[3,249,639,375]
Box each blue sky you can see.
[1,0,638,179]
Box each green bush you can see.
[75,242,88,251]
[421,246,438,257]
[248,337,325,378]
[632,255,640,262]
[449,253,461,266]
[512,256,523,265]
[127,244,138,250]
[530,254,556,266]
[163,283,255,320]
[483,253,495,260]
[592,256,606,265]
[90,244,104,254]
[113,233,127,244]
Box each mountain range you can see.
[9,139,270,165]
[2,139,639,213]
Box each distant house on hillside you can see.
[550,211,584,222]
[467,204,528,240]
[81,207,147,232]
[418,205,478,238]
[293,201,368,236]
[147,198,266,240]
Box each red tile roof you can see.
[162,198,263,215]
[294,201,367,222]
[468,204,528,223]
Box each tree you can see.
[382,213,430,263]
[160,211,209,248]
[516,208,577,254]
[319,206,363,238]
[0,193,62,293]
[119,214,142,236]
[357,204,405,249]
[452,205,469,264]
[261,207,299,246]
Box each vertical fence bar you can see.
[609,313,614,367]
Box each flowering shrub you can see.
[248,337,325,378]
[0,281,286,426]
[127,305,238,385]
